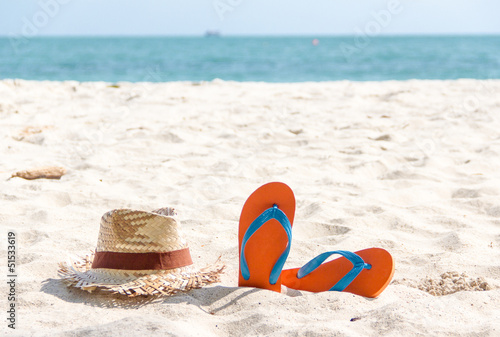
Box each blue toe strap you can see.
[240,204,292,285]
[297,250,372,292]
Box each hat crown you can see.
[96,208,188,253]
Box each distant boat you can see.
[205,30,221,37]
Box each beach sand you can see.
[1,79,499,336]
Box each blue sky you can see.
[1,0,499,36]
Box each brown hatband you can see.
[91,248,193,270]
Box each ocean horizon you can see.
[1,35,499,82]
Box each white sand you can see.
[1,79,499,336]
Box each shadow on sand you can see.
[41,277,261,312]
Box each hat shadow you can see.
[41,277,260,311]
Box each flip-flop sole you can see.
[239,182,295,292]
[281,248,394,298]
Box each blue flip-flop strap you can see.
[240,205,292,285]
[296,250,372,292]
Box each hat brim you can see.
[58,252,225,297]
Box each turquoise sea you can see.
[1,36,499,82]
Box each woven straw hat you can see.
[58,207,224,297]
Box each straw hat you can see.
[58,207,224,297]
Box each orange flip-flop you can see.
[281,248,394,298]
[239,182,295,292]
